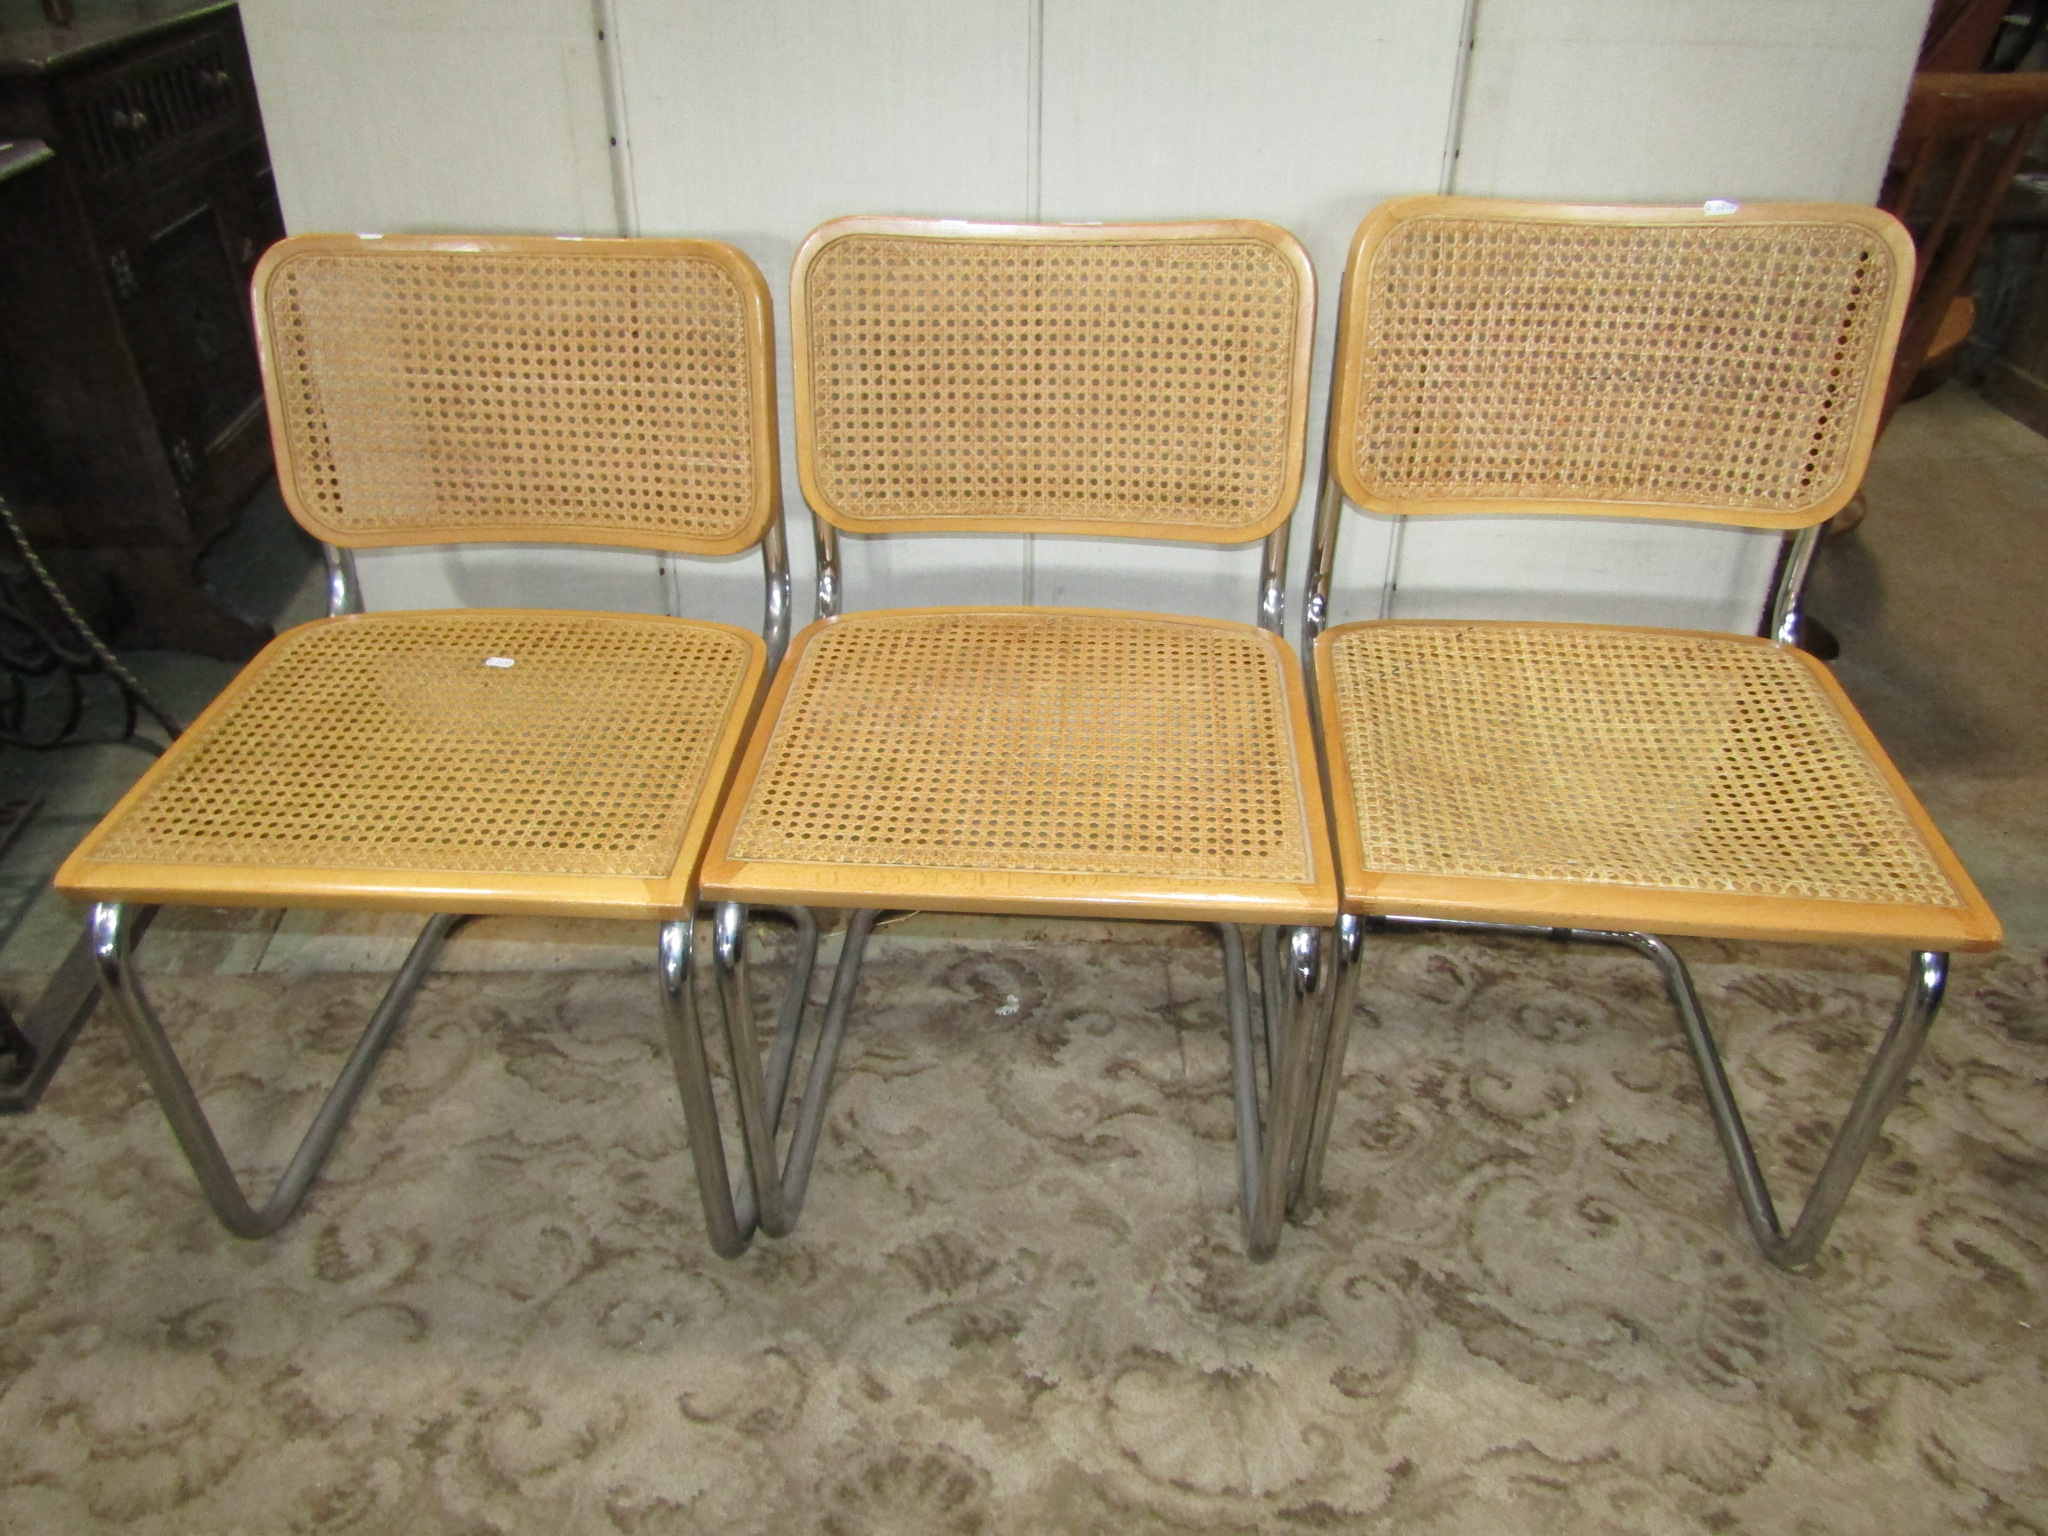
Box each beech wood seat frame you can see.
[1296,197,2002,1270]
[56,233,814,1241]
[681,217,1340,1261]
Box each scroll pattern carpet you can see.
[0,928,2041,1533]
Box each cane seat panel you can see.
[793,219,1315,542]
[254,234,778,554]
[1328,200,1913,529]
[1317,620,1999,949]
[58,610,763,918]
[702,608,1335,924]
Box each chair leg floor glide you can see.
[1301,914,1949,1270]
[676,904,1330,1262]
[89,902,465,1239]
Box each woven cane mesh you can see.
[729,612,1315,883]
[801,234,1304,532]
[1346,216,1897,517]
[88,613,752,880]
[1326,624,1962,908]
[263,247,762,547]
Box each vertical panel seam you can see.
[1437,0,1481,196]
[592,0,640,237]
[1023,0,1046,603]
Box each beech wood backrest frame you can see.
[1304,198,1917,666]
[791,217,1317,632]
[1321,197,1914,533]
[253,232,783,559]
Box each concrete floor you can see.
[1811,384,2048,947]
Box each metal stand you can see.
[89,901,463,1237]
[669,904,1327,1261]
[1301,914,1949,1270]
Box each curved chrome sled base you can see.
[668,904,1330,1262]
[90,900,466,1239]
[1301,912,1948,1271]
[95,901,826,1246]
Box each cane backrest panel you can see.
[1328,198,1914,530]
[62,610,762,917]
[1317,621,1999,949]
[702,608,1333,925]
[255,234,779,554]
[792,219,1315,542]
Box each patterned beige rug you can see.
[0,926,2041,1533]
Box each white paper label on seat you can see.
[484,656,516,668]
[1703,199,1739,215]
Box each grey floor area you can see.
[0,388,2038,1534]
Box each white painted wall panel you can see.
[243,0,616,237]
[1454,0,1928,204]
[352,542,668,615]
[240,0,660,614]
[612,0,1037,619]
[1384,0,1932,636]
[1037,0,1469,628]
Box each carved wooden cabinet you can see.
[0,2,283,658]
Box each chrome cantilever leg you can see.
[657,915,747,1258]
[685,910,1326,1261]
[1293,912,1364,1217]
[91,901,462,1239]
[728,907,876,1238]
[1221,923,1326,1261]
[660,904,823,1255]
[1620,933,1948,1271]
[664,902,866,1255]
[1308,913,1950,1269]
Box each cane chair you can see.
[54,233,809,1249]
[1298,197,2002,1269]
[686,217,1339,1261]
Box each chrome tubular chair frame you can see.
[62,234,798,1239]
[695,216,1334,1260]
[716,384,1314,1260]
[88,902,464,1238]
[1296,440,1957,1271]
[1303,913,1947,1271]
[679,899,1329,1260]
[1294,198,1995,1269]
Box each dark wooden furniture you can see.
[0,2,282,658]
[1879,71,2048,425]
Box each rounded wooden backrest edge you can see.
[250,232,780,556]
[1325,195,1916,533]
[789,215,1317,545]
